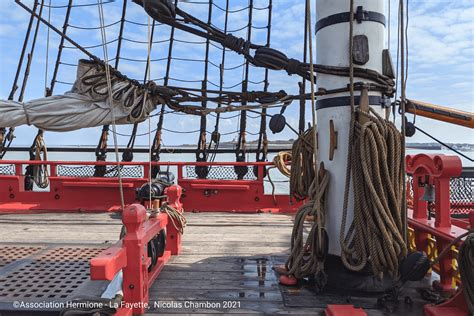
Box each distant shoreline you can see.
[6,142,474,153]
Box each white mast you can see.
[315,0,387,255]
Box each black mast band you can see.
[316,6,386,34]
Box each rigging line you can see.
[67,20,121,30]
[209,0,230,163]
[393,0,401,122]
[306,0,322,257]
[94,0,128,164]
[114,0,128,69]
[124,18,157,162]
[18,0,45,102]
[8,1,38,100]
[14,0,100,63]
[62,38,119,49]
[212,3,250,13]
[400,0,408,243]
[236,0,254,165]
[97,0,125,210]
[44,0,51,95]
[42,0,115,8]
[125,19,164,27]
[256,0,272,164]
[388,0,391,52]
[122,37,169,44]
[414,126,473,162]
[49,0,72,94]
[196,0,213,160]
[1,0,40,159]
[145,15,153,208]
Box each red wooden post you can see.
[434,239,454,292]
[165,185,183,255]
[406,154,463,293]
[121,204,149,314]
[434,178,451,228]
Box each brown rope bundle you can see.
[284,168,330,287]
[290,126,315,200]
[459,234,474,313]
[340,108,407,279]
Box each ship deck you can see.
[0,212,429,315]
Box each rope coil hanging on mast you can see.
[338,0,407,279]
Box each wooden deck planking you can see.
[0,211,323,314]
[146,212,320,314]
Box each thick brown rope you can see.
[459,234,474,313]
[340,108,406,279]
[284,170,330,281]
[290,126,315,200]
[339,0,406,280]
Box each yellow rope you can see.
[272,151,291,178]
[160,203,187,235]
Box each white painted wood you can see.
[315,0,386,255]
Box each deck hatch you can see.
[0,246,104,300]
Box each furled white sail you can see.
[0,59,161,132]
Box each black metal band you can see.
[316,7,386,34]
[316,96,383,110]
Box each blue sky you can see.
[0,0,473,147]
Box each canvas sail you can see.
[0,59,160,132]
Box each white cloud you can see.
[0,0,473,148]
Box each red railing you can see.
[406,154,472,316]
[0,160,300,214]
[406,154,470,289]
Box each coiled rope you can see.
[283,168,329,287]
[159,202,187,235]
[272,126,315,201]
[272,151,291,178]
[32,132,49,189]
[290,126,315,200]
[459,233,474,314]
[340,107,406,279]
[338,0,406,280]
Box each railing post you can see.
[412,172,428,220]
[434,239,454,292]
[406,154,463,293]
[122,204,149,314]
[434,177,451,228]
[165,185,183,255]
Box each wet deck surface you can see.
[146,212,324,315]
[0,212,430,315]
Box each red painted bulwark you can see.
[180,178,299,213]
[0,160,300,213]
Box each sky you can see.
[0,0,473,148]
